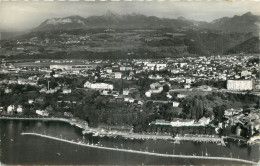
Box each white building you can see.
[123,89,129,96]
[177,94,187,99]
[106,68,112,73]
[172,101,179,107]
[114,72,122,79]
[227,80,253,91]
[50,65,72,70]
[170,119,195,127]
[241,70,252,77]
[17,105,23,113]
[62,88,72,94]
[4,88,12,94]
[156,64,167,71]
[185,78,192,84]
[84,81,113,90]
[198,117,211,126]
[7,105,15,114]
[36,110,49,116]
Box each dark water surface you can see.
[0,119,259,165]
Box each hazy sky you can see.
[0,1,260,31]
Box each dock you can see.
[175,135,226,146]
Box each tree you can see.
[162,84,170,93]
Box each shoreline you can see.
[0,117,246,144]
[20,132,257,165]
[0,116,175,141]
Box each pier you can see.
[21,132,257,165]
[175,135,226,146]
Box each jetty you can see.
[175,135,226,146]
[21,132,257,165]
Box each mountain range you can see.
[34,11,260,35]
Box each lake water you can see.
[0,119,259,165]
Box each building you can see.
[7,105,15,114]
[84,81,113,90]
[177,94,187,99]
[172,101,180,107]
[4,88,12,94]
[241,70,252,77]
[152,119,195,127]
[170,119,195,127]
[114,72,122,79]
[62,88,72,94]
[154,119,171,125]
[17,105,23,113]
[123,89,129,96]
[50,65,72,70]
[156,64,167,71]
[106,68,112,73]
[227,80,253,91]
[198,117,211,126]
[36,110,49,116]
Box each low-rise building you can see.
[172,101,180,107]
[36,110,49,116]
[17,105,23,113]
[227,80,253,91]
[170,119,195,127]
[84,81,113,90]
[114,72,122,79]
[7,105,15,114]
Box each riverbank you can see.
[20,132,257,165]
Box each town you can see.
[0,54,259,140]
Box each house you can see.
[146,63,156,70]
[28,99,34,104]
[0,107,4,113]
[170,118,195,127]
[241,70,252,77]
[106,68,113,74]
[62,88,72,94]
[84,81,113,90]
[154,119,171,125]
[177,94,187,99]
[64,112,73,118]
[17,105,23,113]
[172,101,179,107]
[129,98,135,103]
[166,93,172,99]
[198,117,211,126]
[4,88,12,94]
[138,101,144,105]
[156,64,167,71]
[185,78,192,84]
[184,84,190,89]
[150,82,163,90]
[36,110,49,116]
[123,89,129,96]
[7,105,15,114]
[114,72,122,79]
[102,90,109,95]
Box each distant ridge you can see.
[34,11,260,35]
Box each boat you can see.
[56,153,61,156]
